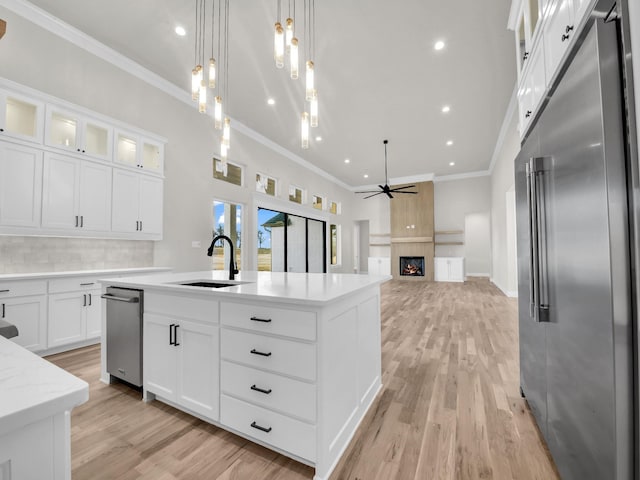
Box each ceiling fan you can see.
[356,140,417,199]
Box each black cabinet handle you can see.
[140,220,143,231]
[83,294,87,307]
[525,110,532,118]
[251,384,272,395]
[0,289,9,293]
[75,215,79,227]
[250,421,272,433]
[82,149,86,153]
[565,25,574,34]
[562,33,570,42]
[250,349,272,357]
[250,316,272,323]
[77,148,80,152]
[80,215,84,227]
[2,303,5,318]
[169,323,175,345]
[88,293,92,306]
[80,282,95,286]
[174,324,180,346]
[0,128,4,132]
[523,51,529,61]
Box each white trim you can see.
[466,273,490,277]
[488,86,519,174]
[507,0,522,30]
[491,277,518,298]
[433,170,491,183]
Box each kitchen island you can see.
[100,270,390,480]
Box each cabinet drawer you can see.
[144,291,219,324]
[221,360,316,422]
[220,302,316,341]
[221,394,316,462]
[221,329,316,381]
[0,280,47,298]
[49,276,101,293]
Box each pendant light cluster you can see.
[273,0,318,149]
[191,0,231,162]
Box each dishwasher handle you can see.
[101,293,140,303]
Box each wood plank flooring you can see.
[47,278,559,480]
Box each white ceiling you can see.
[24,0,516,187]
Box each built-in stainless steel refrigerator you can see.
[515,1,639,479]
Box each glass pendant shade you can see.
[198,81,207,113]
[191,68,200,101]
[223,117,231,148]
[290,38,299,79]
[285,18,294,51]
[214,96,223,130]
[220,141,228,160]
[301,112,310,149]
[274,22,285,68]
[208,58,216,88]
[310,93,318,127]
[305,61,315,100]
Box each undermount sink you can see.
[176,280,251,288]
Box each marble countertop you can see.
[0,267,171,282]
[103,270,392,306]
[0,336,88,434]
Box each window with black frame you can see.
[257,208,326,273]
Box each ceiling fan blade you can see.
[390,185,416,191]
[363,192,384,199]
[356,190,383,194]
[392,191,418,194]
[379,185,387,191]
[386,191,393,199]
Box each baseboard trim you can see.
[466,273,490,278]
[490,277,518,298]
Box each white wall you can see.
[489,109,520,296]
[433,176,491,274]
[0,7,356,274]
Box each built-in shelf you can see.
[369,243,391,247]
[391,236,433,244]
[435,230,463,235]
[435,241,464,246]
[369,233,391,237]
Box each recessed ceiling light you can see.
[434,40,445,51]
[315,136,322,141]
[442,105,451,113]
[267,98,276,105]
[175,26,186,36]
[446,140,453,146]
[364,174,369,178]
[449,162,455,166]
[344,158,350,164]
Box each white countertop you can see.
[102,270,392,306]
[0,336,88,434]
[0,267,171,282]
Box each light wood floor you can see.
[47,278,559,480]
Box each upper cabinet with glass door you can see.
[514,0,544,79]
[0,90,44,144]
[44,106,112,162]
[114,130,164,175]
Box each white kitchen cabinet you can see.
[514,0,544,78]
[112,169,163,237]
[0,142,43,228]
[45,106,112,162]
[0,90,44,144]
[144,313,219,420]
[48,288,101,348]
[434,257,465,282]
[41,153,112,232]
[0,280,48,352]
[543,0,575,82]
[367,257,391,275]
[518,43,547,132]
[114,130,164,174]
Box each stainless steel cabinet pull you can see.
[250,316,272,323]
[250,421,272,433]
[250,349,272,357]
[100,294,140,303]
[251,384,272,395]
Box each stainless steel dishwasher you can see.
[101,287,143,387]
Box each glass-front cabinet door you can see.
[83,119,112,160]
[0,91,43,143]
[114,131,138,168]
[45,106,112,161]
[114,131,164,174]
[141,139,163,172]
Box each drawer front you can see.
[221,302,316,341]
[144,291,219,324]
[221,360,316,422]
[221,394,316,462]
[0,280,47,298]
[221,329,316,381]
[49,276,101,293]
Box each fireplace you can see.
[399,256,425,276]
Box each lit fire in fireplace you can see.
[399,256,424,276]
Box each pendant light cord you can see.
[384,140,389,185]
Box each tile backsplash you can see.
[0,237,154,274]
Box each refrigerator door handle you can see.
[527,159,539,321]
[529,157,550,322]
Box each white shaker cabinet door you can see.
[143,313,178,401]
[543,0,574,82]
[138,175,163,235]
[111,168,139,233]
[85,289,102,338]
[79,162,111,232]
[2,295,46,352]
[176,320,219,421]
[41,153,80,230]
[48,291,85,348]
[0,142,42,228]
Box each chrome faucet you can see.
[207,235,239,280]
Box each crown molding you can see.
[488,85,519,174]
[0,0,353,193]
[433,170,491,183]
